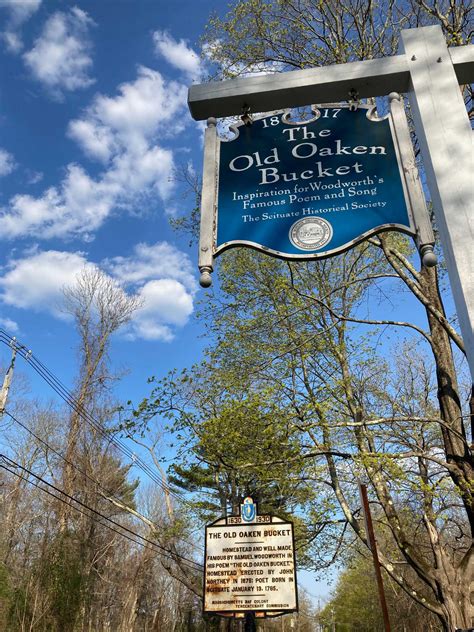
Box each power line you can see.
[0,330,191,507]
[0,330,173,496]
[3,409,128,500]
[0,460,167,559]
[2,408,203,554]
[0,453,203,572]
[0,330,213,537]
[0,452,202,570]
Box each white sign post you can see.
[188,25,474,381]
[204,500,297,617]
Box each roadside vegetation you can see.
[1,1,472,630]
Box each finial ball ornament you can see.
[420,245,438,268]
[422,250,438,268]
[200,270,213,287]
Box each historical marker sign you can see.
[204,499,297,616]
[216,105,414,258]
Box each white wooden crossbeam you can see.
[188,43,474,120]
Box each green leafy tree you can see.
[178,2,473,629]
[0,561,11,630]
[129,366,329,565]
[320,552,442,631]
[190,241,472,629]
[140,234,471,628]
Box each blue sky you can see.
[0,0,222,391]
[0,0,457,393]
[0,2,339,601]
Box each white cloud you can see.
[26,170,43,185]
[68,66,188,158]
[1,187,66,240]
[0,148,16,176]
[0,165,112,240]
[23,7,95,99]
[104,144,174,201]
[0,0,41,25]
[0,250,89,315]
[0,147,176,241]
[0,316,19,333]
[0,243,196,342]
[130,279,194,341]
[153,30,203,81]
[2,30,22,53]
[1,66,189,241]
[67,118,115,163]
[106,241,197,341]
[105,241,197,293]
[0,0,42,53]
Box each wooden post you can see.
[244,612,256,632]
[359,484,391,632]
[400,26,474,380]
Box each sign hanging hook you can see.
[241,104,253,126]
[348,88,360,111]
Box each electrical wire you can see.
[0,329,214,539]
[0,453,203,572]
[0,330,174,496]
[0,452,202,569]
[3,409,128,500]
[0,330,193,508]
[0,460,168,559]
[2,408,203,554]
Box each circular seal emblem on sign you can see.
[289,216,333,251]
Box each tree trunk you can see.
[436,578,473,631]
[420,265,474,532]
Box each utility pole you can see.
[0,346,16,416]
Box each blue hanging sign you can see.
[209,105,415,262]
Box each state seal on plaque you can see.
[241,497,256,523]
[289,216,333,251]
